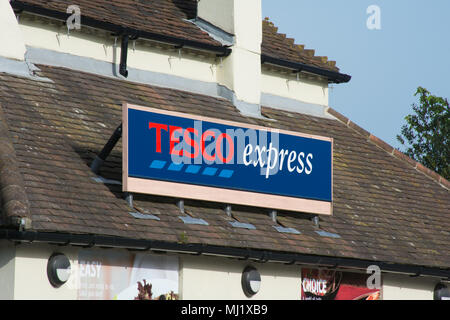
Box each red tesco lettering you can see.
[148,122,234,163]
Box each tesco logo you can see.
[149,122,234,164]
[148,120,314,179]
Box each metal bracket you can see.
[125,193,133,208]
[215,46,231,58]
[225,204,232,217]
[312,215,320,228]
[90,123,122,175]
[177,199,185,214]
[269,210,277,223]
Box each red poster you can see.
[301,268,380,300]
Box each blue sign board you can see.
[123,104,333,214]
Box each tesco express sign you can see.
[122,103,333,215]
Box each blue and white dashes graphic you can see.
[149,160,234,179]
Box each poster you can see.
[301,268,380,300]
[76,250,179,300]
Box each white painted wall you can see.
[262,69,329,106]
[198,0,263,53]
[218,47,261,105]
[0,241,15,299]
[233,0,262,54]
[382,274,436,300]
[5,244,303,300]
[13,243,78,300]
[2,243,443,300]
[199,0,262,106]
[0,0,26,60]
[180,255,301,300]
[19,16,218,84]
[17,10,331,114]
[198,0,235,34]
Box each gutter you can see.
[261,55,352,84]
[1,229,449,279]
[10,1,232,58]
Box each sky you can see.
[262,0,450,149]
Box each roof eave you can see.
[261,54,351,84]
[2,229,449,279]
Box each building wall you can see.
[262,69,329,106]
[180,255,302,300]
[1,242,442,300]
[382,273,436,300]
[181,257,440,300]
[0,241,16,299]
[0,0,26,60]
[19,16,218,84]
[13,243,78,300]
[4,243,303,300]
[18,14,329,110]
[1,2,443,302]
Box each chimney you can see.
[0,0,26,61]
[198,0,262,117]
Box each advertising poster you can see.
[76,250,179,300]
[301,268,380,300]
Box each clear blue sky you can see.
[262,0,450,149]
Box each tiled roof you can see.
[0,65,448,270]
[12,0,342,73]
[12,0,221,46]
[0,105,31,227]
[262,18,340,72]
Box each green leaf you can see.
[397,87,449,179]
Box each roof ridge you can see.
[262,17,339,71]
[326,106,450,191]
[263,17,277,30]
[0,103,32,229]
